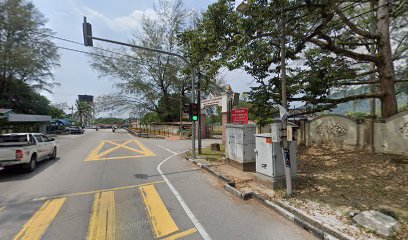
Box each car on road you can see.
[0,133,57,172]
[64,126,84,134]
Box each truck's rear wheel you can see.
[23,155,37,172]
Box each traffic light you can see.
[190,103,199,121]
[182,104,190,114]
[82,17,93,47]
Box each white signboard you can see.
[201,96,222,108]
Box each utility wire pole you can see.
[197,74,202,154]
[280,7,292,196]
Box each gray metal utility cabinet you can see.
[255,121,297,188]
[226,123,256,171]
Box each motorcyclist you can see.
[112,125,116,132]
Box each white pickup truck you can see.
[0,133,57,172]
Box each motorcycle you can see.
[112,128,115,133]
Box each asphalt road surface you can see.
[0,129,317,240]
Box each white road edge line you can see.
[157,152,212,240]
[158,145,178,155]
[128,132,212,240]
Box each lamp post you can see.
[235,1,292,195]
[82,17,197,159]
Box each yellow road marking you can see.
[85,141,106,161]
[105,140,144,154]
[133,139,156,156]
[0,206,5,213]
[94,140,133,158]
[91,155,149,161]
[13,198,66,240]
[87,191,116,240]
[164,228,198,240]
[85,139,155,161]
[140,185,179,238]
[33,181,165,201]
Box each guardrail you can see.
[127,127,173,138]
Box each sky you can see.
[31,0,255,115]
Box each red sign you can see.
[231,108,249,124]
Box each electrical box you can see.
[226,124,256,164]
[254,121,297,180]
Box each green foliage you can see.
[206,106,222,125]
[0,78,49,114]
[140,112,161,125]
[345,112,368,122]
[94,118,125,124]
[91,0,190,120]
[157,94,189,122]
[182,0,407,118]
[0,0,60,93]
[399,104,408,112]
[74,100,93,127]
[48,106,65,119]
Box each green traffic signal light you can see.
[192,115,198,121]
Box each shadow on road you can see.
[134,168,201,179]
[0,157,60,182]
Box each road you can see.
[0,129,317,240]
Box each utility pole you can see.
[82,17,196,159]
[280,7,292,196]
[197,75,202,154]
[179,94,183,139]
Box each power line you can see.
[55,46,124,62]
[35,31,138,59]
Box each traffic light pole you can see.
[82,17,196,159]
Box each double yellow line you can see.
[88,191,116,240]
[10,183,197,240]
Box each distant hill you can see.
[331,93,408,114]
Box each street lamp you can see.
[235,1,292,196]
[82,17,197,159]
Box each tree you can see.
[94,117,125,125]
[74,100,93,127]
[186,0,407,118]
[48,106,65,119]
[0,0,60,94]
[91,0,188,122]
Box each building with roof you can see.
[0,109,51,134]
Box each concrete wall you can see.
[374,111,408,155]
[300,112,408,155]
[306,115,358,149]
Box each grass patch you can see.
[198,144,225,161]
[186,144,225,162]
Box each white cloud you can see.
[81,7,156,34]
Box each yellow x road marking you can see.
[85,139,155,161]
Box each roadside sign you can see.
[231,108,248,124]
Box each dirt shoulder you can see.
[292,146,408,240]
[195,145,408,239]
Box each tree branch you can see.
[335,7,379,39]
[308,36,379,63]
[290,93,383,104]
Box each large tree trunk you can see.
[377,0,398,118]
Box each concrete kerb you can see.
[185,154,355,240]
